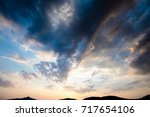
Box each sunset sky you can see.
[0,0,150,99]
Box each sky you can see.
[0,0,150,100]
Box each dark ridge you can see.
[139,95,150,100]
[84,96,126,100]
[9,96,36,100]
[8,94,150,100]
[60,98,76,100]
[84,95,150,100]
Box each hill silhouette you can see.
[83,96,126,100]
[139,95,150,100]
[9,96,36,100]
[60,98,76,100]
[8,95,150,100]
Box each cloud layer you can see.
[0,77,14,88]
[0,0,150,99]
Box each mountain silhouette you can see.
[139,95,150,100]
[84,95,150,100]
[9,96,36,100]
[60,98,76,100]
[8,95,150,100]
[83,96,126,100]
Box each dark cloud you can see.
[0,77,14,88]
[106,0,150,37]
[131,30,150,74]
[21,71,38,80]
[87,0,150,74]
[0,0,42,28]
[92,0,150,52]
[0,0,149,81]
[0,0,134,56]
[133,30,150,51]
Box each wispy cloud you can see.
[21,71,38,80]
[0,77,14,88]
[1,54,29,64]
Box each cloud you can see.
[64,73,110,93]
[131,30,150,52]
[89,0,149,53]
[91,71,101,77]
[64,85,94,94]
[34,56,72,82]
[64,80,95,93]
[19,38,44,52]
[0,0,134,56]
[0,77,14,88]
[0,0,149,86]
[0,0,135,82]
[21,71,38,80]
[45,84,54,89]
[130,30,150,74]
[1,54,28,64]
[47,1,74,30]
[0,15,18,29]
[111,77,150,92]
[0,0,42,29]
[34,50,58,62]
[0,15,25,43]
[82,0,150,77]
[145,76,150,81]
